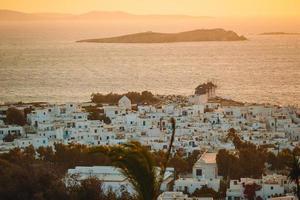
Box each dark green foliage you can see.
[0,139,202,200]
[218,179,229,198]
[0,158,69,200]
[168,155,189,175]
[218,129,300,180]
[217,129,267,179]
[84,106,111,124]
[108,142,160,200]
[152,149,201,175]
[0,145,132,200]
[192,185,219,198]
[91,91,159,105]
[2,133,19,142]
[243,183,262,200]
[216,149,240,179]
[267,149,293,170]
[5,107,27,126]
[288,155,300,199]
[69,178,104,200]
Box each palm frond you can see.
[109,142,159,200]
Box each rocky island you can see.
[77,28,247,43]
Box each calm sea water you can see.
[0,22,299,105]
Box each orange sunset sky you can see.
[1,0,300,17]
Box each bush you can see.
[91,91,159,105]
[5,107,26,126]
[192,185,219,198]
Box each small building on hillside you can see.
[174,152,221,193]
[193,152,218,180]
[0,125,24,140]
[118,96,132,110]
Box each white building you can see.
[226,174,292,200]
[174,152,221,194]
[0,125,24,140]
[118,96,132,110]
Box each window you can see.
[196,169,202,176]
[271,186,274,190]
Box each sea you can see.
[0,22,299,106]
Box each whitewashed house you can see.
[174,152,221,194]
[118,96,132,110]
[0,125,24,140]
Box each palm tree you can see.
[109,142,159,200]
[105,117,177,200]
[158,117,176,189]
[288,154,300,199]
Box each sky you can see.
[1,0,300,17]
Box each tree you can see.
[37,146,54,161]
[226,128,242,149]
[5,107,26,126]
[104,117,176,200]
[216,149,240,179]
[192,185,219,198]
[3,133,18,142]
[168,155,189,175]
[71,178,104,200]
[243,183,261,200]
[23,145,36,161]
[91,91,159,105]
[158,118,176,188]
[288,154,300,200]
[0,159,68,200]
[186,150,200,172]
[108,142,160,200]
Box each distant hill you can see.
[260,32,300,35]
[0,9,209,21]
[77,29,247,43]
